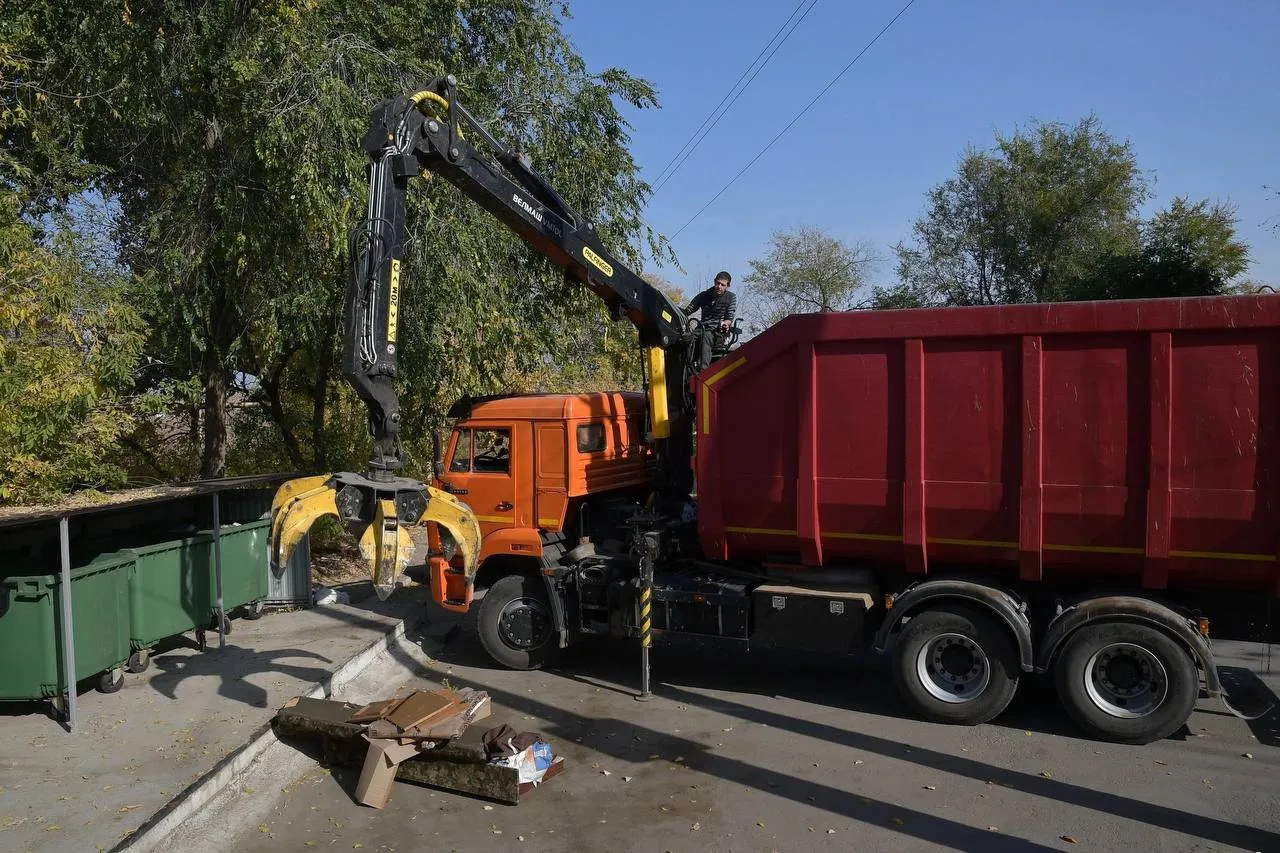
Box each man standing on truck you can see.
[685,270,737,370]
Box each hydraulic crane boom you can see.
[270,76,696,598]
[356,75,696,494]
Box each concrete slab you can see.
[0,581,434,853]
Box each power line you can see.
[671,0,918,240]
[654,0,821,196]
[649,0,817,194]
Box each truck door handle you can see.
[496,502,514,511]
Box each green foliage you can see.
[0,194,148,504]
[743,226,877,327]
[7,0,673,490]
[0,39,152,505]
[891,116,1148,307]
[1067,197,1250,301]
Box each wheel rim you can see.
[1084,642,1167,718]
[915,632,991,703]
[497,596,551,652]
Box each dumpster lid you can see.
[0,474,300,530]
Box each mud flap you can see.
[1215,665,1278,721]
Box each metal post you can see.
[636,537,654,702]
[1266,598,1273,675]
[57,517,78,730]
[212,492,225,651]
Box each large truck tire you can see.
[1053,622,1198,745]
[477,574,558,671]
[892,604,1020,726]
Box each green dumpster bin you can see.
[127,533,214,649]
[198,519,270,617]
[127,519,271,650]
[0,552,133,700]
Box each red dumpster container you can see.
[695,293,1279,598]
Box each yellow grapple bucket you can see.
[270,473,481,601]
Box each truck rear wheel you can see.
[477,574,558,671]
[892,605,1019,726]
[1053,622,1198,745]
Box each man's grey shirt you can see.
[685,286,737,325]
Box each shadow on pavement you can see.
[133,585,438,708]
[433,619,1097,741]
[381,630,1061,853]
[148,644,334,708]
[415,615,1280,853]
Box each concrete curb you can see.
[115,605,431,853]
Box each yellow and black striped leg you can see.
[636,557,655,702]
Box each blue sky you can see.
[558,0,1280,297]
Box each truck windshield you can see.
[449,429,472,472]
[449,427,511,473]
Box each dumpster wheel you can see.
[98,668,124,694]
[126,649,150,674]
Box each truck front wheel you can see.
[477,574,558,671]
[892,605,1020,726]
[1053,622,1198,745]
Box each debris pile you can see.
[350,688,492,808]
[273,688,563,810]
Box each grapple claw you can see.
[269,473,481,600]
[418,485,482,579]
[270,475,340,578]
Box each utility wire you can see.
[671,0,917,240]
[654,0,821,195]
[650,0,817,194]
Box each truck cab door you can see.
[442,424,520,536]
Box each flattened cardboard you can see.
[354,735,425,809]
[348,697,405,723]
[386,690,457,730]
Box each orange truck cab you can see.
[428,391,652,619]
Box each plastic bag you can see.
[492,741,555,785]
[531,741,553,772]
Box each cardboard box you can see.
[355,735,426,809]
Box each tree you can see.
[0,41,151,504]
[891,116,1148,307]
[743,226,877,327]
[1067,198,1250,301]
[9,0,672,485]
[0,195,149,504]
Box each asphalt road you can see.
[227,609,1280,853]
